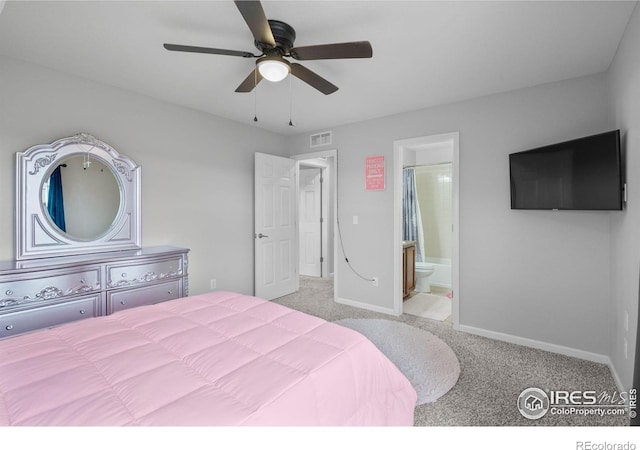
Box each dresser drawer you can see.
[107,279,181,314]
[0,294,102,339]
[106,256,184,289]
[0,268,101,312]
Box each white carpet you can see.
[334,318,460,405]
[403,293,451,321]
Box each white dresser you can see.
[0,246,189,338]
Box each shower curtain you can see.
[47,166,66,232]
[403,167,425,262]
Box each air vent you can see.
[310,131,332,148]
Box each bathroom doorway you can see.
[404,163,453,322]
[393,133,459,329]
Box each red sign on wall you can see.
[365,155,385,191]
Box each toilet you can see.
[415,262,436,293]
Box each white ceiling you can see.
[0,1,635,135]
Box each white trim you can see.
[393,132,460,329]
[462,324,625,392]
[393,148,404,316]
[452,135,460,330]
[607,359,626,393]
[459,324,611,365]
[336,297,398,316]
[293,149,337,161]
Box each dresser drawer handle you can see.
[5,289,13,296]
[5,325,13,331]
[120,300,126,305]
[80,279,85,284]
[168,290,173,295]
[79,309,86,315]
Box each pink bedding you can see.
[0,291,416,426]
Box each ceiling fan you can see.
[163,0,373,95]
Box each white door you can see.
[299,168,322,277]
[254,152,297,300]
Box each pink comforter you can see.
[0,291,416,425]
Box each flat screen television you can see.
[509,130,623,211]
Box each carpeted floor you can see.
[274,276,627,426]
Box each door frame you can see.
[293,149,338,301]
[393,133,460,329]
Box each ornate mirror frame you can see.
[16,133,141,260]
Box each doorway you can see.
[294,150,337,298]
[393,133,460,329]
[254,151,337,301]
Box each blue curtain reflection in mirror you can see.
[47,165,66,232]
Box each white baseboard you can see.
[459,324,611,365]
[460,325,628,392]
[336,297,398,316]
[606,358,626,393]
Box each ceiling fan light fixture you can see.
[257,56,290,82]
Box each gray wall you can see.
[0,55,288,296]
[288,73,613,356]
[608,3,640,390]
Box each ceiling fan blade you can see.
[235,68,263,92]
[164,43,257,58]
[234,0,276,48]
[290,63,338,95]
[289,41,373,60]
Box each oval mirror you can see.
[41,156,121,241]
[16,133,141,260]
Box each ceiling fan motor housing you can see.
[257,20,296,55]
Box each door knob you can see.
[257,233,269,239]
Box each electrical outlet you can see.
[372,276,378,287]
[624,338,628,360]
[210,278,217,290]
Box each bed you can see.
[0,291,416,426]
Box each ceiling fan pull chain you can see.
[253,69,258,122]
[288,75,294,127]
